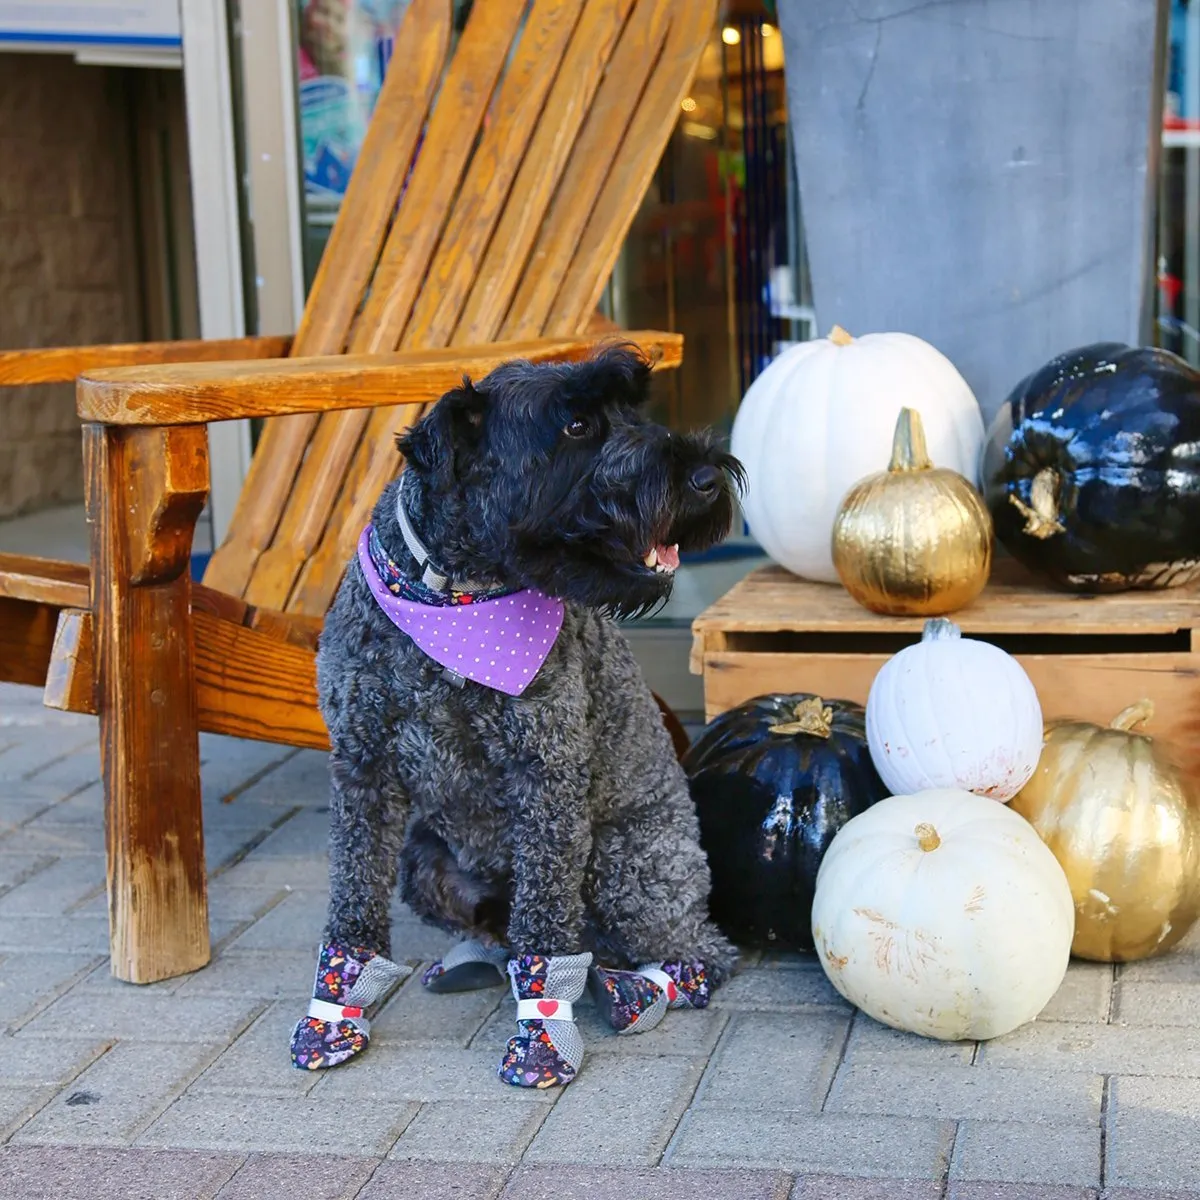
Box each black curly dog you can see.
[290,344,743,1088]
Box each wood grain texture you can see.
[352,0,529,355]
[282,1,705,618]
[44,607,94,713]
[691,559,1200,640]
[0,597,59,687]
[499,0,673,339]
[244,0,580,614]
[202,0,451,600]
[0,336,291,386]
[404,0,585,350]
[0,554,89,607]
[700,649,1200,784]
[77,333,682,425]
[292,0,450,360]
[553,0,718,324]
[456,0,637,344]
[87,422,211,984]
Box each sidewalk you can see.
[1,679,1198,1200]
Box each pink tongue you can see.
[657,543,680,571]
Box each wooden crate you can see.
[691,559,1200,780]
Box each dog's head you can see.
[390,344,744,617]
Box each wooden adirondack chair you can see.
[0,0,714,984]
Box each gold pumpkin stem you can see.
[1008,468,1066,539]
[915,823,941,852]
[828,325,854,346]
[888,408,934,473]
[768,696,835,739]
[1111,699,1155,732]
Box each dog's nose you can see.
[689,465,722,498]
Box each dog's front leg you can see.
[497,769,593,1089]
[290,745,412,1071]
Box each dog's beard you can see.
[507,451,740,621]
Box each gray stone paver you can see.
[0,1034,109,1085]
[950,1120,1102,1187]
[4,682,1200,1194]
[189,1002,322,1098]
[139,1092,418,1157]
[825,1063,1103,1123]
[391,1099,551,1164]
[1106,1074,1200,1190]
[692,1009,849,1111]
[13,1041,223,1146]
[1112,980,1200,1027]
[665,1109,956,1177]
[522,1055,704,1165]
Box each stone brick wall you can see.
[0,54,142,518]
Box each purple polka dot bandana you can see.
[357,526,564,697]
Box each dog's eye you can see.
[563,417,591,439]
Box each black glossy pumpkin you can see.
[982,342,1200,592]
[683,694,888,951]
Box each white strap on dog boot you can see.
[498,952,591,1088]
[422,938,509,993]
[290,942,411,1070]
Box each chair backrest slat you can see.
[498,0,673,340]
[236,0,527,609]
[201,0,717,617]
[203,0,452,597]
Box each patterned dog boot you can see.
[422,939,509,994]
[497,952,591,1089]
[589,960,711,1035]
[290,941,410,1070]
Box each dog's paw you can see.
[290,1015,367,1070]
[662,960,711,1010]
[290,941,410,1071]
[423,940,508,994]
[498,1022,578,1088]
[589,966,670,1035]
[498,951,591,1088]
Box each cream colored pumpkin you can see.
[731,326,984,583]
[866,618,1043,801]
[811,789,1074,1041]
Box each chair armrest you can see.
[0,335,293,387]
[76,331,682,425]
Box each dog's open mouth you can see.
[642,543,680,575]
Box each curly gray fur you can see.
[315,345,741,982]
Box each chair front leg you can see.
[86,421,210,984]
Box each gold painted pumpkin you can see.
[832,407,993,616]
[1010,700,1200,962]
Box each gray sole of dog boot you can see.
[424,961,506,993]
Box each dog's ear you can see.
[563,343,656,408]
[396,376,487,485]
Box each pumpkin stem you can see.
[1111,699,1155,733]
[915,823,941,852]
[921,617,962,643]
[768,696,834,739]
[1008,468,1066,539]
[828,325,854,346]
[888,407,934,472]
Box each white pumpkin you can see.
[731,326,984,583]
[811,789,1074,1041]
[866,617,1043,801]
